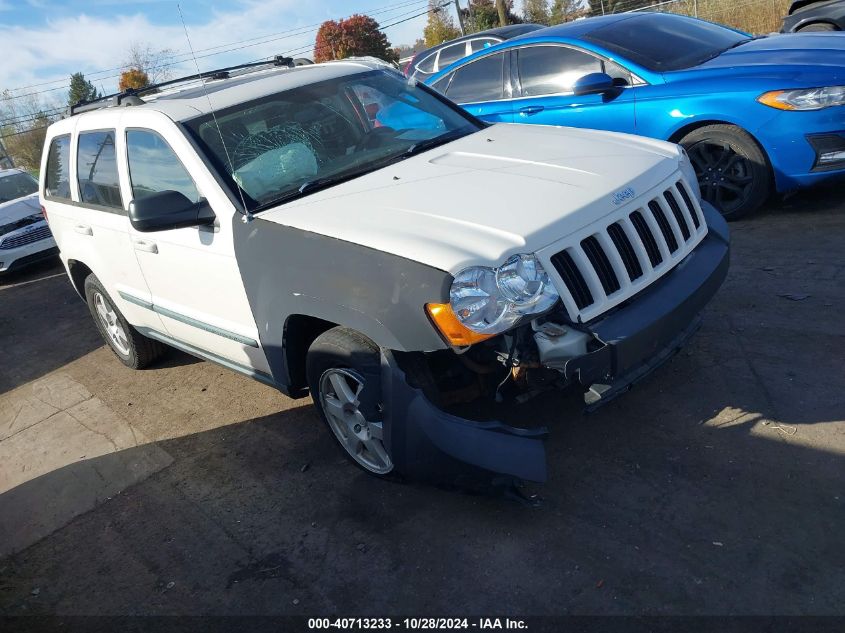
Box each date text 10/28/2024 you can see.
[308,618,528,630]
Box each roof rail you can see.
[67,55,296,117]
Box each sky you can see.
[0,0,468,108]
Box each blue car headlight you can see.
[758,86,845,111]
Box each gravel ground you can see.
[1,184,843,617]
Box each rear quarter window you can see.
[44,135,72,200]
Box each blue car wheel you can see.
[680,124,773,220]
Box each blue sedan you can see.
[425,13,845,219]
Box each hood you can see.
[692,33,845,80]
[0,193,41,226]
[258,124,683,274]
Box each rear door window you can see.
[437,42,469,71]
[44,135,72,200]
[470,38,499,53]
[77,130,123,211]
[517,46,602,96]
[126,129,200,204]
[444,52,506,103]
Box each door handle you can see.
[73,224,93,236]
[133,239,158,254]
[518,105,545,116]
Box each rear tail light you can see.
[404,54,417,76]
[41,204,48,223]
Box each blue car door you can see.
[430,50,514,123]
[508,44,636,134]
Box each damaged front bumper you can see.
[382,202,730,484]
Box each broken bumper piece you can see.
[564,201,730,410]
[381,349,548,483]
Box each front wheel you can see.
[680,124,772,221]
[84,274,164,369]
[306,327,393,476]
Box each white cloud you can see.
[0,0,326,103]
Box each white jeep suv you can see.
[41,59,729,484]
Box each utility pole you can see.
[454,0,466,35]
[495,0,508,26]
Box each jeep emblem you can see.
[612,187,635,206]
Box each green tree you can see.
[551,0,584,22]
[68,72,99,106]
[461,0,521,33]
[522,0,551,24]
[423,0,461,46]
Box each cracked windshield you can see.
[187,69,479,210]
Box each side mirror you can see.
[128,190,215,233]
[572,72,616,96]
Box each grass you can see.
[654,0,793,34]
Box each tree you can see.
[68,72,99,106]
[314,14,399,64]
[460,0,520,33]
[523,0,551,24]
[123,42,175,85]
[423,0,461,46]
[551,0,584,22]
[0,89,58,172]
[119,68,151,92]
[495,0,508,25]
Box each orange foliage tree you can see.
[314,14,399,64]
[119,68,151,92]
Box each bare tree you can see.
[123,42,177,85]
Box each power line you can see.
[2,0,430,98]
[0,1,447,132]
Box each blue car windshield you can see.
[584,14,751,72]
[185,69,480,211]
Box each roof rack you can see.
[67,55,296,117]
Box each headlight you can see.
[449,253,559,335]
[678,147,701,200]
[758,86,845,111]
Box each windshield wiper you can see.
[401,130,468,158]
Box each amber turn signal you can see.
[757,91,795,110]
[425,303,495,346]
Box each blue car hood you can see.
[661,34,845,86]
[694,33,845,75]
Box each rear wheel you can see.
[84,274,164,369]
[797,22,837,31]
[680,124,772,220]
[306,327,393,476]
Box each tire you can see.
[679,124,772,221]
[797,22,837,32]
[306,327,394,477]
[84,274,164,369]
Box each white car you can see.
[41,59,729,484]
[0,168,57,273]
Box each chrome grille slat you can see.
[664,189,691,241]
[547,176,708,323]
[595,230,632,290]
[654,196,685,253]
[0,225,52,250]
[571,245,607,302]
[669,184,699,235]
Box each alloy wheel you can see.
[319,368,392,474]
[688,140,755,215]
[93,291,131,356]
